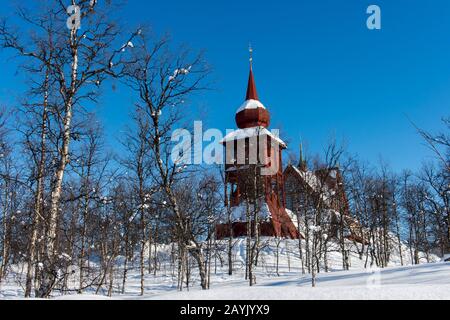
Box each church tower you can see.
[216,50,299,240]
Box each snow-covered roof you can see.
[291,166,322,191]
[289,166,335,205]
[285,208,298,227]
[220,126,287,148]
[236,99,266,114]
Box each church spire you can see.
[235,45,270,129]
[299,142,307,171]
[246,44,259,101]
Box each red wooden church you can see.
[216,57,300,240]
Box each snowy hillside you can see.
[1,238,448,300]
[149,262,450,300]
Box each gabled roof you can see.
[285,165,337,206]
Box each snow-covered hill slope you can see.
[146,262,450,300]
[0,238,448,300]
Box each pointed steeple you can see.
[246,45,259,101]
[246,67,259,101]
[235,45,271,129]
[299,142,307,171]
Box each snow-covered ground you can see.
[146,262,450,300]
[0,238,448,300]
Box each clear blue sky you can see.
[0,0,449,172]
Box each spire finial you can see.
[245,43,259,101]
[249,43,253,69]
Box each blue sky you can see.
[0,0,449,172]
